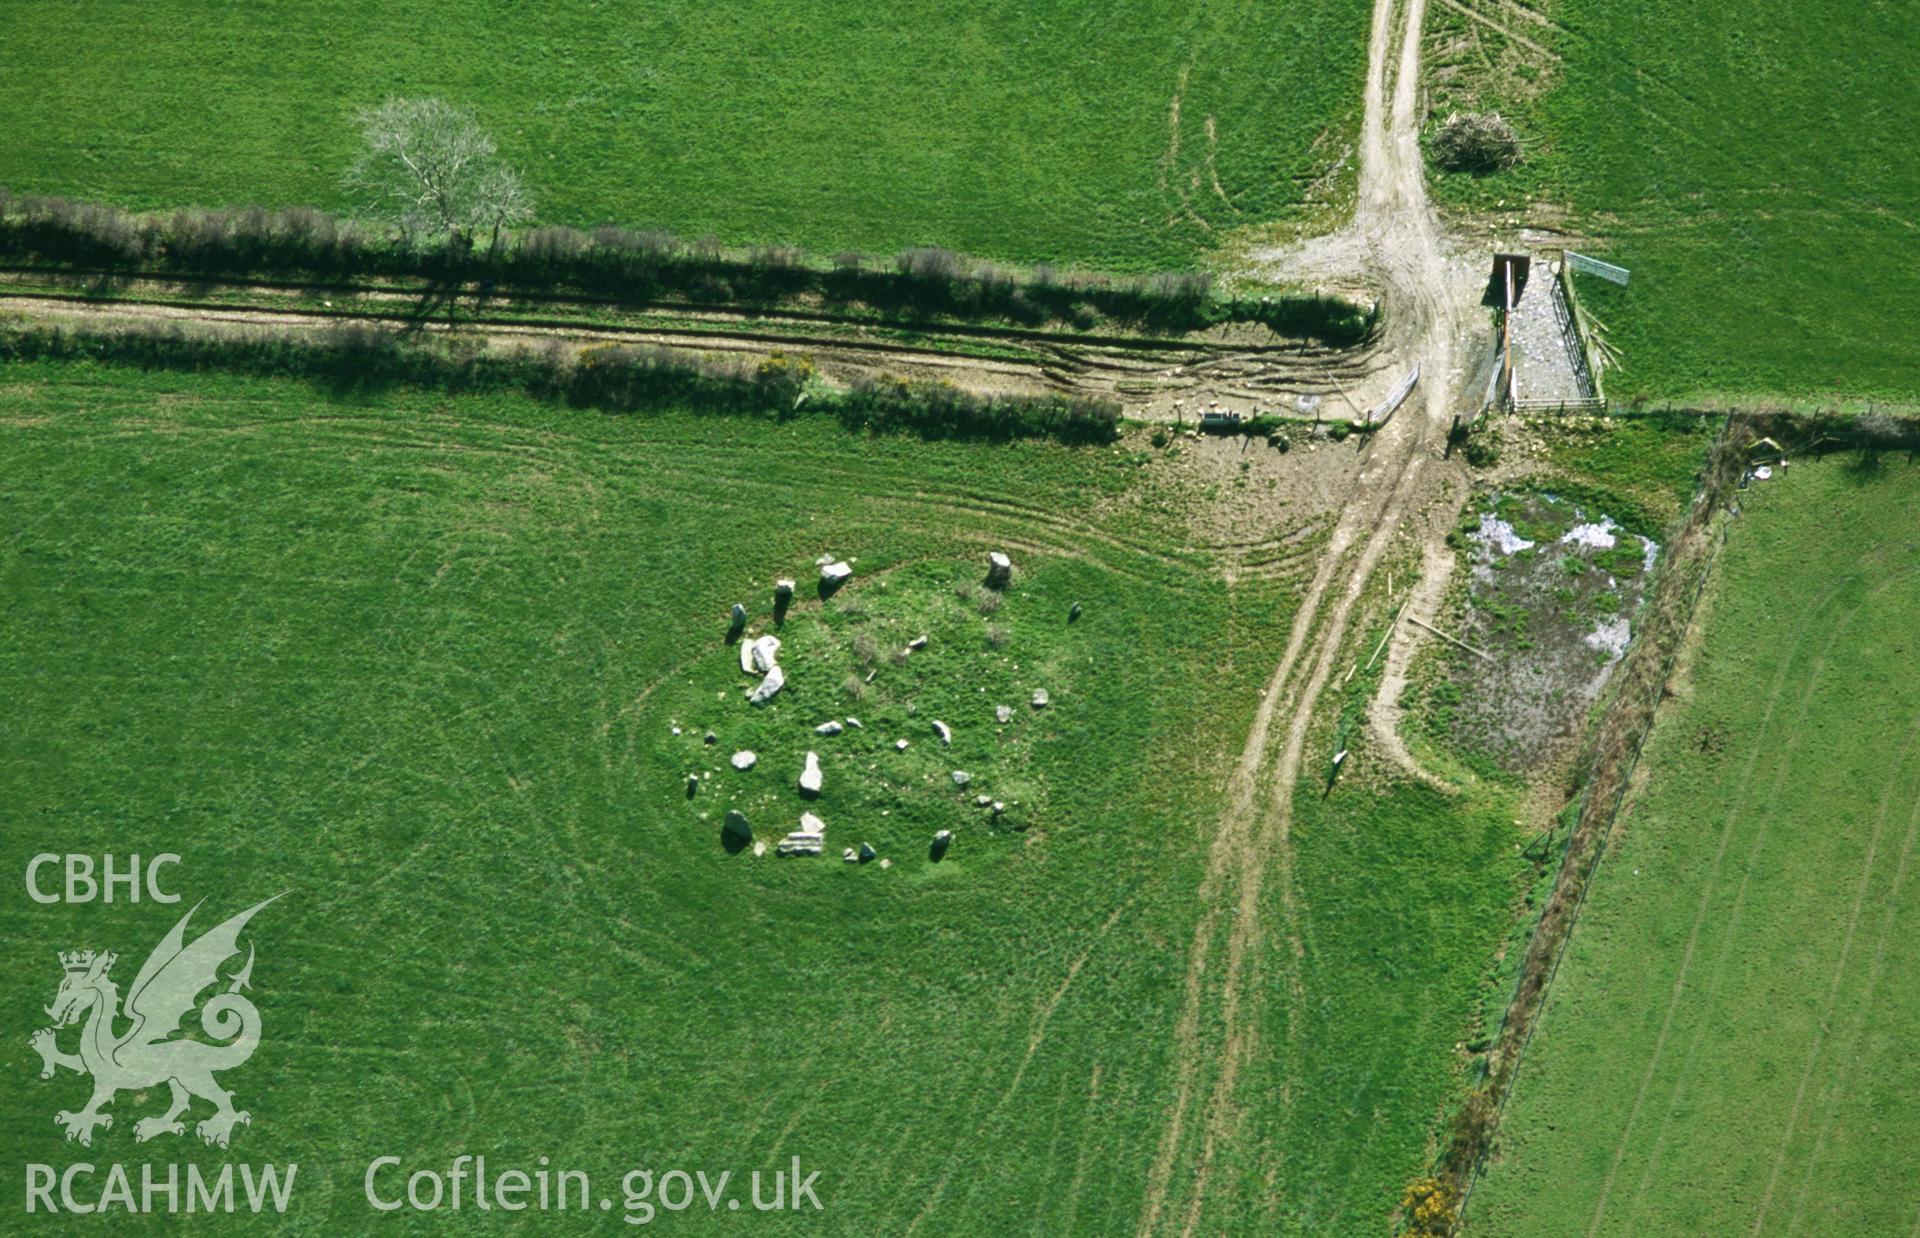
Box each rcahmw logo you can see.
[23,894,298,1216]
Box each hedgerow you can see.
[0,189,1377,343]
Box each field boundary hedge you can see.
[0,189,1378,344]
[0,319,1122,446]
[1443,411,1752,1222]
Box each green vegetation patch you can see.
[0,0,1372,272]
[1474,455,1920,1233]
[0,359,1264,1231]
[1429,2,1920,404]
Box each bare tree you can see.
[345,97,532,251]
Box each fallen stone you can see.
[799,751,823,796]
[723,810,752,847]
[895,739,910,751]
[730,750,758,770]
[843,847,859,863]
[907,635,929,650]
[951,770,971,787]
[777,813,827,857]
[820,561,853,587]
[932,720,952,746]
[995,705,1014,724]
[740,637,758,674]
[1031,689,1050,709]
[858,842,876,863]
[748,664,786,705]
[845,717,863,729]
[750,635,782,674]
[930,829,953,861]
[975,794,992,807]
[816,720,845,736]
[879,857,892,869]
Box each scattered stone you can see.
[723,810,753,847]
[686,773,699,798]
[895,739,910,751]
[907,635,929,650]
[991,801,1005,815]
[975,794,993,807]
[1031,688,1050,709]
[820,561,853,588]
[951,770,971,787]
[995,705,1014,724]
[748,663,786,705]
[799,751,824,796]
[858,842,877,863]
[753,840,767,857]
[843,847,859,863]
[816,720,845,736]
[777,813,827,856]
[730,750,758,770]
[879,857,892,869]
[845,717,863,729]
[671,726,682,736]
[930,829,953,861]
[932,720,952,746]
[987,551,1012,588]
[1069,602,1082,623]
[749,635,782,674]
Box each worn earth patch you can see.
[1442,491,1658,770]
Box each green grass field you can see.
[1429,0,1920,405]
[0,361,1520,1230]
[0,0,1369,272]
[1471,453,1920,1234]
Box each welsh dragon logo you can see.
[29,896,278,1148]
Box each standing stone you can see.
[723,810,753,847]
[704,730,717,745]
[858,842,877,863]
[730,602,747,626]
[685,773,699,798]
[1069,602,1083,623]
[930,829,954,861]
[932,720,952,746]
[774,579,795,602]
[799,751,824,797]
[987,552,1012,588]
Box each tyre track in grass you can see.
[1785,777,1920,1233]
[1140,0,1478,1227]
[1752,713,1920,1233]
[1582,568,1865,1235]
[1619,565,1919,1233]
